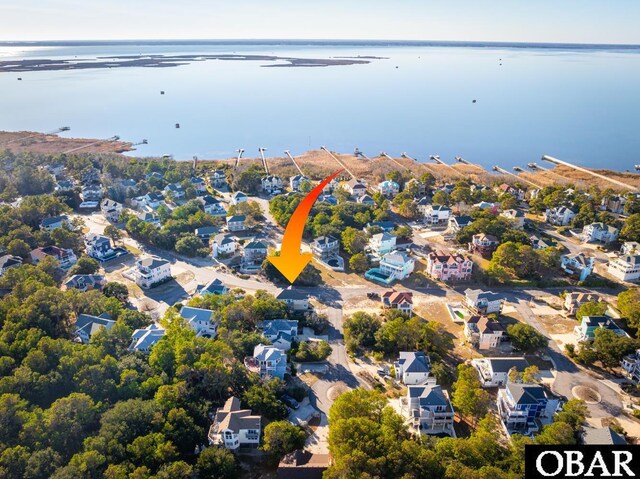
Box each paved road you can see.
[510,292,623,419]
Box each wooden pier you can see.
[542,155,638,192]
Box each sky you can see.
[1,0,639,44]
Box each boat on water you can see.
[635,165,640,171]
[175,123,180,128]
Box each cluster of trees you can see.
[326,388,589,479]
[488,241,561,282]
[568,328,640,368]
[617,288,640,334]
[230,164,264,195]
[227,200,263,228]
[292,340,332,362]
[506,323,549,353]
[0,268,300,478]
[123,199,220,256]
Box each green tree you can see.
[432,190,450,206]
[195,447,238,479]
[575,301,607,321]
[261,421,306,464]
[341,227,367,255]
[451,364,491,423]
[6,238,31,258]
[507,323,549,353]
[620,213,640,242]
[68,256,100,275]
[349,252,369,273]
[102,282,129,303]
[344,312,381,353]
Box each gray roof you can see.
[227,215,246,223]
[465,289,502,302]
[180,306,214,323]
[0,255,22,269]
[41,215,68,226]
[582,427,627,445]
[137,256,169,269]
[484,357,529,373]
[200,278,227,295]
[262,319,298,337]
[408,385,450,408]
[277,288,308,300]
[253,344,285,362]
[245,240,267,250]
[75,313,115,336]
[506,383,547,405]
[398,352,431,374]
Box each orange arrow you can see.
[268,169,344,283]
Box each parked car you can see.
[281,394,299,409]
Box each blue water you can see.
[1,41,639,170]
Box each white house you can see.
[377,180,400,197]
[199,195,226,216]
[464,315,505,350]
[357,194,376,206]
[563,292,601,316]
[0,255,22,277]
[311,235,340,261]
[40,215,70,231]
[500,209,525,229]
[136,211,161,227]
[289,175,309,192]
[582,222,619,244]
[464,289,504,315]
[415,197,432,216]
[394,352,431,385]
[344,179,367,198]
[100,199,123,222]
[276,288,310,311]
[129,323,166,352]
[180,306,218,338]
[209,169,227,188]
[448,216,473,233]
[133,256,171,288]
[84,233,116,261]
[560,252,594,281]
[381,290,413,316]
[164,183,185,200]
[226,215,246,232]
[30,245,77,270]
[141,192,165,209]
[261,319,298,351]
[261,175,283,194]
[544,206,575,226]
[369,232,397,257]
[400,382,455,436]
[621,349,640,384]
[423,205,451,224]
[211,234,238,258]
[608,255,640,282]
[471,357,530,388]
[208,397,261,450]
[231,191,248,205]
[379,251,415,281]
[621,241,640,256]
[74,313,115,344]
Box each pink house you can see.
[426,251,473,282]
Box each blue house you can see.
[260,319,298,351]
[575,315,628,342]
[497,383,559,436]
[245,344,288,379]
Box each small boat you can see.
[175,123,180,129]
[472,99,477,103]
[160,91,165,95]
[17,77,22,81]
[635,165,640,171]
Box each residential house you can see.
[199,195,226,216]
[621,241,640,255]
[63,274,106,292]
[575,315,628,342]
[464,315,506,350]
[101,199,123,222]
[473,201,499,212]
[344,179,367,198]
[500,209,525,229]
[0,255,22,276]
[582,222,619,244]
[195,226,219,242]
[40,214,70,231]
[608,254,640,282]
[406,178,428,197]
[243,240,268,264]
[377,180,400,197]
[426,251,473,282]
[245,344,288,379]
[369,232,397,257]
[448,215,473,233]
[133,256,171,289]
[145,171,163,181]
[498,183,525,201]
[142,192,165,209]
[226,215,246,232]
[277,450,330,479]
[211,234,238,258]
[582,427,627,445]
[394,351,431,385]
[415,197,431,216]
[74,313,115,344]
[189,176,207,194]
[560,252,594,281]
[84,234,116,261]
[208,396,261,450]
[129,323,166,352]
[311,235,340,261]
[209,169,227,188]
[544,206,576,226]
[277,288,310,312]
[530,235,550,250]
[469,233,499,257]
[600,195,626,214]
[261,175,283,194]
[136,210,161,227]
[179,306,218,338]
[289,175,309,192]
[261,319,298,351]
[81,185,102,202]
[30,245,77,270]
[563,292,602,316]
[357,194,375,206]
[423,205,451,225]
[118,178,138,192]
[464,289,504,315]
[381,290,413,316]
[55,179,75,192]
[45,163,65,176]
[400,383,455,436]
[471,357,530,388]
[379,251,415,281]
[497,383,558,435]
[621,349,640,383]
[198,278,229,296]
[321,178,338,195]
[164,183,185,200]
[365,221,395,233]
[318,194,337,206]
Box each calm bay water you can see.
[1,41,639,170]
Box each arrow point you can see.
[268,252,313,284]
